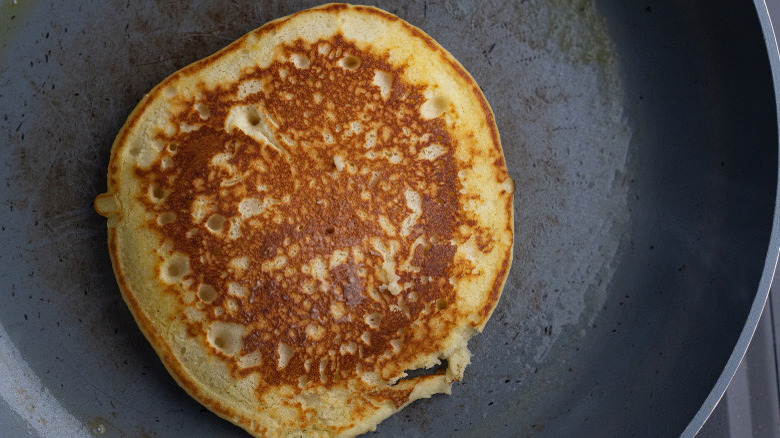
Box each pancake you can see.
[94,4,513,437]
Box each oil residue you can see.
[88,417,107,435]
[0,0,35,63]
[547,0,617,66]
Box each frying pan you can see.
[1,0,778,436]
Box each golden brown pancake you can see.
[95,4,513,437]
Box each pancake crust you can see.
[95,4,513,437]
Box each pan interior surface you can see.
[0,0,776,437]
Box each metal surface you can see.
[0,1,777,437]
[698,285,780,437]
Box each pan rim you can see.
[682,1,780,435]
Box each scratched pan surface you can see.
[1,0,778,437]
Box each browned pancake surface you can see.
[96,4,513,437]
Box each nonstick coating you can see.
[0,1,778,437]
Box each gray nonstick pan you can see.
[1,0,778,436]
